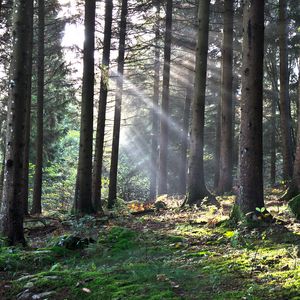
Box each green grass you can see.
[2,215,300,299]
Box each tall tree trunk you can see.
[75,0,96,214]
[32,0,45,215]
[217,0,234,194]
[178,68,193,195]
[149,3,160,201]
[92,0,113,211]
[107,0,127,209]
[270,95,277,186]
[292,67,300,190]
[22,0,33,216]
[158,0,173,195]
[0,0,33,245]
[279,0,293,180]
[281,62,300,200]
[186,0,212,205]
[236,0,265,216]
[214,100,221,190]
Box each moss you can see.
[288,194,300,219]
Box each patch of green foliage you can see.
[288,194,300,219]
[3,219,300,299]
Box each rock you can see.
[23,282,34,289]
[16,275,37,282]
[55,235,95,250]
[17,289,33,300]
[288,194,300,219]
[43,276,59,280]
[32,291,56,299]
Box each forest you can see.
[0,0,300,299]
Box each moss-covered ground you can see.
[1,189,300,299]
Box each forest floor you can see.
[1,188,300,299]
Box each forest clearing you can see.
[2,190,300,299]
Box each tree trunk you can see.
[270,94,277,186]
[32,0,45,215]
[92,0,113,211]
[178,69,193,195]
[214,100,221,190]
[0,0,33,245]
[236,0,265,216]
[149,3,160,202]
[279,0,293,180]
[75,0,96,214]
[186,0,212,205]
[217,0,234,194]
[108,0,127,209]
[22,0,33,216]
[293,67,300,190]
[281,62,300,200]
[158,0,173,195]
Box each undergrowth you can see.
[1,194,300,299]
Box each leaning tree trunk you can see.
[92,0,113,211]
[235,0,265,216]
[217,0,234,194]
[75,0,96,214]
[107,0,127,209]
[149,3,160,202]
[279,0,293,181]
[158,0,173,195]
[186,0,213,205]
[32,0,45,215]
[0,0,33,245]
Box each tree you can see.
[186,0,212,205]
[75,0,96,214]
[32,0,45,215]
[178,67,193,195]
[278,0,293,180]
[158,0,173,195]
[92,0,113,211]
[291,66,300,194]
[22,0,34,216]
[0,0,33,245]
[217,0,234,194]
[149,2,160,201]
[234,0,265,216]
[108,0,128,209]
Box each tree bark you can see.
[270,93,277,186]
[158,0,173,195]
[217,0,234,194]
[281,62,300,200]
[92,0,113,211]
[149,3,160,202]
[236,0,265,215]
[292,67,300,190]
[186,0,212,205]
[107,0,127,209]
[279,0,293,180]
[214,100,221,190]
[178,68,193,195]
[22,0,33,216]
[75,0,96,214]
[0,0,33,245]
[32,0,45,215]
